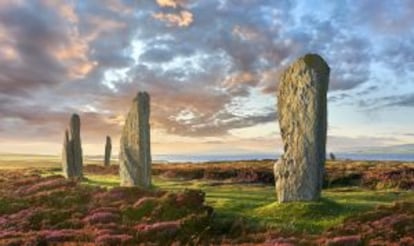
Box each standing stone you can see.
[119,92,151,188]
[274,54,330,202]
[62,114,83,179]
[104,136,112,166]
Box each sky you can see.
[0,0,413,156]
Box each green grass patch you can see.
[157,178,414,234]
[81,175,120,188]
[77,174,413,234]
[253,189,413,233]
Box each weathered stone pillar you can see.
[274,54,330,202]
[62,114,83,179]
[119,91,151,188]
[104,136,112,166]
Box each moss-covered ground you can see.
[84,174,413,235]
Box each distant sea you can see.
[153,154,277,163]
[334,153,414,162]
[152,153,414,163]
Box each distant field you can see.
[0,154,173,169]
[0,153,103,169]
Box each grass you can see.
[253,189,413,233]
[1,155,412,237]
[81,173,414,234]
[82,175,120,187]
[0,154,61,169]
[0,154,102,169]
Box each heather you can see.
[318,201,414,245]
[0,170,212,245]
[0,159,413,245]
[84,160,414,190]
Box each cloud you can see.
[379,37,414,76]
[139,47,176,63]
[290,15,373,91]
[0,0,137,142]
[383,94,414,107]
[346,92,414,111]
[155,0,187,8]
[352,0,414,35]
[0,0,376,140]
[152,10,193,27]
[158,110,277,137]
[328,93,352,103]
[232,25,263,41]
[0,0,102,96]
[0,0,413,155]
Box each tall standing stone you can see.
[274,54,330,202]
[62,114,83,179]
[104,136,112,166]
[119,92,151,188]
